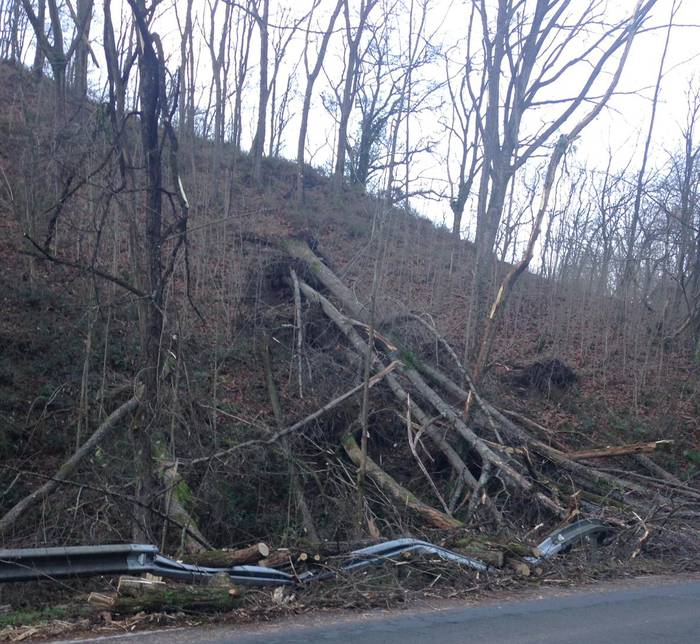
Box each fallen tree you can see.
[265,236,700,540]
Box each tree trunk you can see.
[72,0,92,98]
[341,434,462,530]
[297,0,343,203]
[251,0,269,184]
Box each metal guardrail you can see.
[0,520,610,586]
[0,544,158,583]
[527,519,611,564]
[0,544,295,586]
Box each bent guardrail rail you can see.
[526,519,611,564]
[0,520,611,586]
[0,544,295,586]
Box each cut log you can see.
[110,585,240,614]
[450,536,538,561]
[181,543,270,567]
[341,434,462,530]
[259,548,293,568]
[453,546,504,567]
[88,593,115,609]
[509,561,531,577]
[207,572,236,589]
[117,575,166,597]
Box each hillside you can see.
[0,55,699,636]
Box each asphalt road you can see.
[56,577,700,644]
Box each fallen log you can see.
[415,361,674,511]
[280,240,700,524]
[633,453,684,485]
[117,575,166,597]
[566,441,673,461]
[287,242,528,487]
[287,245,565,518]
[185,362,399,466]
[299,280,502,525]
[92,585,241,614]
[341,434,462,530]
[181,543,270,567]
[0,394,141,536]
[297,277,502,524]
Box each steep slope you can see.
[0,60,698,554]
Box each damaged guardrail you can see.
[0,544,296,586]
[0,520,611,587]
[526,519,611,565]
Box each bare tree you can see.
[618,0,678,303]
[175,0,195,139]
[467,0,654,406]
[333,0,377,189]
[0,0,29,62]
[70,0,94,97]
[20,0,94,106]
[297,0,343,202]
[250,0,269,183]
[204,0,233,145]
[450,0,659,360]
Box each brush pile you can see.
[237,236,700,560]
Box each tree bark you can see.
[341,434,462,530]
[251,0,270,184]
[181,543,270,567]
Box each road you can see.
[55,577,700,644]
